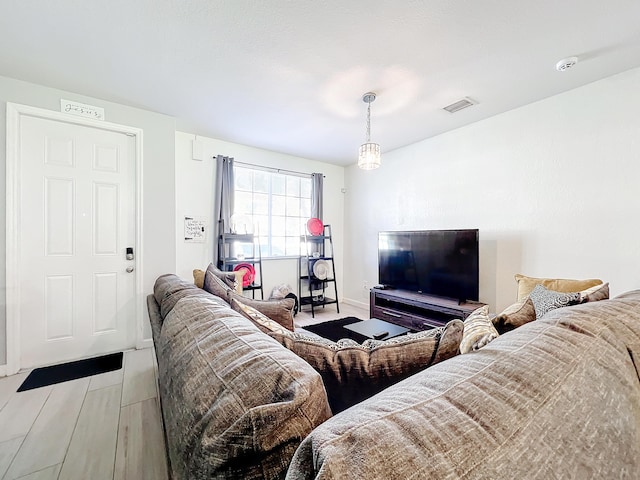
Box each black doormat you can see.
[18,352,124,392]
[304,316,368,343]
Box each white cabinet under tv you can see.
[370,288,486,331]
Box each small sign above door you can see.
[60,99,105,120]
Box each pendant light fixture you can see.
[358,92,381,170]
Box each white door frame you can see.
[5,102,144,376]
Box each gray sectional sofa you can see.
[149,274,640,479]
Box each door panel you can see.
[19,114,136,368]
[45,275,73,339]
[45,177,75,255]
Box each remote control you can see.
[373,331,389,340]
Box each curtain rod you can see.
[217,157,324,178]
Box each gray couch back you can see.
[150,275,332,480]
[287,291,640,479]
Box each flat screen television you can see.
[378,229,479,302]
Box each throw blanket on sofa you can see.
[287,291,640,479]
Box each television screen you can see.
[378,229,479,301]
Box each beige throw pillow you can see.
[460,305,499,354]
[193,269,205,288]
[269,319,464,413]
[514,274,603,302]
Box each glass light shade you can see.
[358,142,381,170]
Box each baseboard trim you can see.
[137,338,154,350]
[341,297,370,310]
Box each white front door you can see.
[16,112,137,369]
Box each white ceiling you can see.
[2,1,640,166]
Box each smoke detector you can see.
[556,56,578,72]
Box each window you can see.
[233,165,312,257]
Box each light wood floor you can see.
[0,348,167,480]
[0,301,367,480]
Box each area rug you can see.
[18,352,124,392]
[303,316,368,343]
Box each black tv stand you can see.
[370,289,486,331]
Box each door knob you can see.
[126,266,134,273]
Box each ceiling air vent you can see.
[443,97,476,113]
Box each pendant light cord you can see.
[366,99,371,142]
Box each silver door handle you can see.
[126,266,134,273]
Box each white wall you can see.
[175,132,345,301]
[0,75,177,366]
[343,67,640,312]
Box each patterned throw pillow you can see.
[268,319,464,413]
[460,305,499,354]
[529,284,581,319]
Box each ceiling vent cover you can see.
[443,97,476,113]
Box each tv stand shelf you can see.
[370,289,486,331]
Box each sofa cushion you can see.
[529,284,581,319]
[514,273,602,301]
[229,291,295,331]
[460,305,499,353]
[269,319,464,413]
[156,295,331,480]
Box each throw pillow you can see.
[460,305,499,354]
[492,298,536,334]
[229,291,295,331]
[579,282,610,303]
[204,263,238,289]
[269,319,464,413]
[514,274,602,302]
[529,284,581,319]
[193,268,205,288]
[232,298,292,335]
[203,269,233,303]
